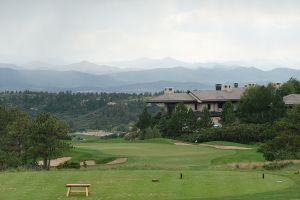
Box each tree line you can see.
[0,107,70,170]
[0,91,158,131]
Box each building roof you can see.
[146,93,196,103]
[191,88,246,102]
[146,88,246,103]
[283,94,300,105]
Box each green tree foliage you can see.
[278,77,300,96]
[259,105,300,161]
[29,113,70,169]
[158,103,198,137]
[199,107,213,128]
[259,133,300,161]
[0,91,157,131]
[238,84,286,123]
[0,107,30,169]
[220,102,235,125]
[136,108,152,130]
[270,91,286,122]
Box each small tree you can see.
[220,102,235,125]
[29,113,70,170]
[136,108,152,131]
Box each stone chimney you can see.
[223,84,232,92]
[164,87,174,94]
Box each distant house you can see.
[146,83,246,116]
[283,94,300,108]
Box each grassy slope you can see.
[0,139,299,200]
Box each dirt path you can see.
[38,157,72,167]
[106,157,128,165]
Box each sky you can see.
[1,0,300,69]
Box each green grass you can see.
[0,139,300,200]
[63,147,116,164]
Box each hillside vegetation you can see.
[0,91,159,131]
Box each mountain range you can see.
[1,59,300,93]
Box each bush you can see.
[143,126,161,139]
[262,162,293,170]
[258,133,300,161]
[57,161,81,169]
[178,123,275,144]
[124,130,140,140]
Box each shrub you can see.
[57,161,80,169]
[143,126,161,139]
[124,131,139,140]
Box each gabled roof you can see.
[146,88,246,103]
[283,94,300,105]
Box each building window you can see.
[218,103,223,109]
[195,103,198,110]
[207,104,211,110]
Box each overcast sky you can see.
[1,0,300,69]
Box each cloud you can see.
[0,0,300,68]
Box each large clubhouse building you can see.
[146,83,300,117]
[147,83,247,116]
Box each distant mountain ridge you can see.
[1,62,300,93]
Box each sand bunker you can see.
[199,144,252,150]
[80,160,96,166]
[106,157,128,165]
[38,157,72,167]
[174,142,192,146]
[174,142,251,150]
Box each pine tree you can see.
[199,107,213,128]
[220,102,235,125]
[136,108,152,130]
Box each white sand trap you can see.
[200,144,252,150]
[174,142,191,146]
[106,157,128,165]
[80,160,96,166]
[38,157,72,167]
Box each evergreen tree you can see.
[270,91,286,122]
[136,108,152,130]
[220,102,235,125]
[29,113,70,169]
[199,107,213,128]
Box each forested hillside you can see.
[0,91,159,131]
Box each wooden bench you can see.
[65,184,91,197]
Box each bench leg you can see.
[86,187,89,197]
[66,187,71,197]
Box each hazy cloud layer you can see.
[0,0,300,68]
